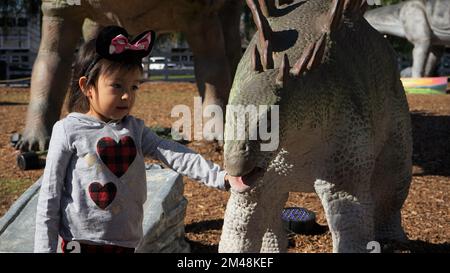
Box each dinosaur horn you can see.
[329,0,345,31]
[252,44,264,72]
[258,0,277,17]
[290,42,315,77]
[307,33,327,70]
[343,0,358,13]
[262,40,274,70]
[276,54,290,86]
[290,32,327,77]
[246,0,274,70]
[359,0,368,13]
[342,0,368,18]
[330,0,368,31]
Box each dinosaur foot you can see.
[15,127,50,152]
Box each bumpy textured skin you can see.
[365,0,450,77]
[17,0,242,152]
[220,0,412,253]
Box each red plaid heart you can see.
[88,182,117,209]
[97,136,137,178]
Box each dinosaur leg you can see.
[219,182,288,253]
[259,191,289,252]
[424,46,444,77]
[399,1,431,78]
[184,15,232,141]
[17,3,83,151]
[372,125,412,247]
[314,178,375,253]
[218,0,243,83]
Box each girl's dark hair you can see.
[68,38,144,113]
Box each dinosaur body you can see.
[365,0,450,77]
[17,0,242,151]
[220,0,412,253]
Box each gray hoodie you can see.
[34,113,227,252]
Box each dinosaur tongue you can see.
[228,168,262,193]
[228,176,251,193]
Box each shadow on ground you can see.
[185,219,329,253]
[384,240,450,253]
[0,101,28,106]
[185,219,223,253]
[411,112,450,177]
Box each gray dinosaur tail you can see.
[364,2,406,36]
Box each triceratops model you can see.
[16,0,242,151]
[220,0,412,253]
[365,0,450,77]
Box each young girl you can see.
[34,26,236,253]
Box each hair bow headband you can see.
[109,33,152,55]
[84,26,156,76]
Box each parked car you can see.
[149,56,176,70]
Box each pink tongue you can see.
[228,175,252,193]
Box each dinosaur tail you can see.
[363,2,407,37]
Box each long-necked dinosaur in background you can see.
[365,0,450,77]
[17,0,243,151]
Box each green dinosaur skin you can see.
[220,0,412,253]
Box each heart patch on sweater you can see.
[88,182,117,209]
[96,136,137,178]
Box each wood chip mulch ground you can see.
[0,82,448,253]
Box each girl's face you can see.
[82,68,142,122]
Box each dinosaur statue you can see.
[364,0,450,77]
[16,0,243,151]
[220,0,412,253]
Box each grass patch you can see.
[0,178,33,198]
[405,88,447,95]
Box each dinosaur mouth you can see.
[241,166,264,183]
[228,167,264,192]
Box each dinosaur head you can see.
[223,71,281,179]
[224,0,366,190]
[223,0,286,183]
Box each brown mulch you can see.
[0,82,449,253]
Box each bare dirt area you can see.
[0,82,449,253]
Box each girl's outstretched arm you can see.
[141,127,228,190]
[34,121,72,253]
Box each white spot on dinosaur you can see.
[267,148,293,176]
